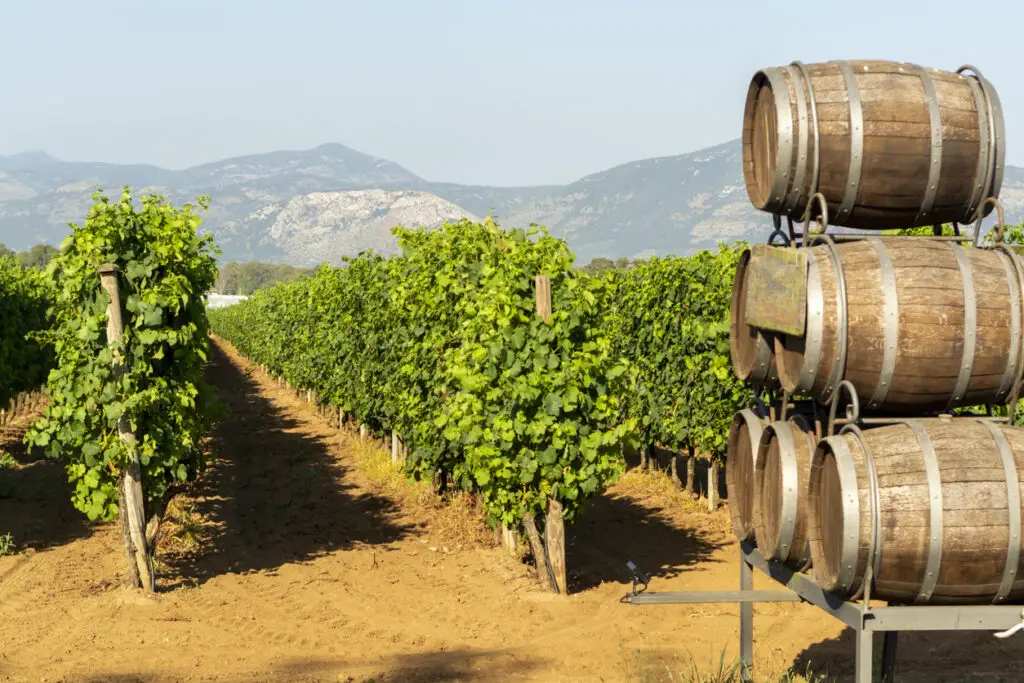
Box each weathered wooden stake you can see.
[708,462,719,512]
[640,444,649,470]
[339,407,344,430]
[522,512,557,591]
[535,274,566,594]
[546,497,567,594]
[535,274,552,323]
[99,263,154,592]
[359,424,368,439]
[686,450,696,496]
[670,454,681,487]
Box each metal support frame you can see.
[623,541,1024,683]
[764,194,1010,251]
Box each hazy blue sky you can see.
[1,0,1020,186]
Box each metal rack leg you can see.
[855,626,873,683]
[740,553,753,682]
[881,632,898,683]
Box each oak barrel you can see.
[808,418,1024,604]
[774,239,1024,411]
[742,60,1005,230]
[730,248,777,384]
[726,409,767,541]
[754,415,817,569]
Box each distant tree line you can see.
[215,260,316,295]
[577,256,642,275]
[0,243,60,270]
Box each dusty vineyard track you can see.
[2,341,1024,682]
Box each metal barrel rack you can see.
[622,196,1024,682]
[622,538,1024,683]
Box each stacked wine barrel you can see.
[726,58,1024,605]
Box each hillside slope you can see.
[1,140,1021,264]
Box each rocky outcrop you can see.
[266,190,477,266]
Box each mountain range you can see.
[0,141,1022,267]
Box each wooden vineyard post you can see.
[708,460,718,512]
[535,274,552,322]
[522,512,557,591]
[359,424,368,439]
[391,432,399,465]
[686,449,696,496]
[547,498,567,594]
[535,274,568,594]
[99,264,154,592]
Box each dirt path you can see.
[3,341,1024,682]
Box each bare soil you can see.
[2,341,1023,682]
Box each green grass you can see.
[0,533,16,557]
[622,645,827,683]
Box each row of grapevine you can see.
[0,255,53,407]
[602,244,753,466]
[24,189,222,590]
[208,218,637,592]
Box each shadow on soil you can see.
[163,342,412,587]
[280,649,545,682]
[75,648,546,683]
[794,628,1024,682]
[0,425,94,552]
[624,445,729,500]
[567,490,726,592]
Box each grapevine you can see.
[25,188,222,523]
[209,218,635,529]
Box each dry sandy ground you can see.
[2,341,1024,682]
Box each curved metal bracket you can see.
[827,380,861,437]
[802,192,830,236]
[973,196,1006,246]
[768,213,791,247]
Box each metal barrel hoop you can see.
[960,65,1007,207]
[990,243,1023,403]
[791,61,820,221]
[835,61,864,226]
[948,242,978,409]
[910,64,943,226]
[762,421,800,562]
[905,419,943,604]
[975,419,1021,603]
[782,65,810,215]
[839,424,881,602]
[816,433,861,593]
[800,248,825,391]
[759,67,796,212]
[804,233,848,405]
[867,238,898,410]
[959,66,993,224]
[788,412,816,570]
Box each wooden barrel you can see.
[754,415,817,569]
[726,409,766,541]
[808,418,1024,604]
[730,248,777,384]
[774,239,1024,412]
[742,60,1005,230]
